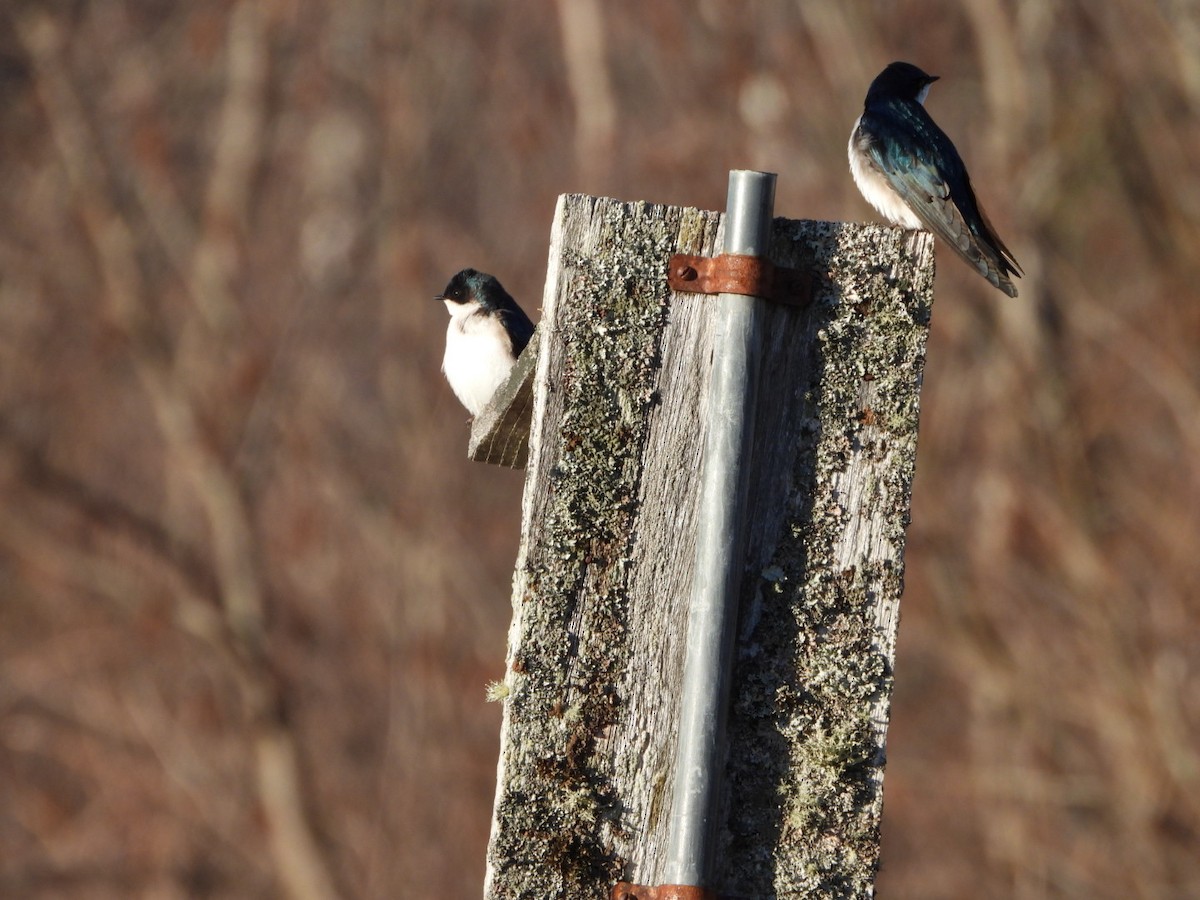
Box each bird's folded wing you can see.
[866,141,1018,297]
[501,307,537,356]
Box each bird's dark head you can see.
[865,61,939,106]
[435,268,509,312]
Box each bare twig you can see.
[555,0,617,176]
[189,0,269,331]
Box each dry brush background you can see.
[1,1,1198,898]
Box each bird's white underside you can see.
[848,80,929,230]
[442,301,517,416]
[848,116,925,230]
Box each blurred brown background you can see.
[1,1,1198,898]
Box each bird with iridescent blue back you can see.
[437,268,535,416]
[849,62,1022,297]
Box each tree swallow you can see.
[437,268,536,416]
[849,61,1023,297]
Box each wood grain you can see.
[471,341,539,469]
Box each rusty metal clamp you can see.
[667,253,812,308]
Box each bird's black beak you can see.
[928,74,941,83]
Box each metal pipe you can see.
[664,170,776,886]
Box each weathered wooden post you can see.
[477,175,935,899]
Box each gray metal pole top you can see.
[663,169,777,887]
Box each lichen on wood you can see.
[484,194,934,900]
